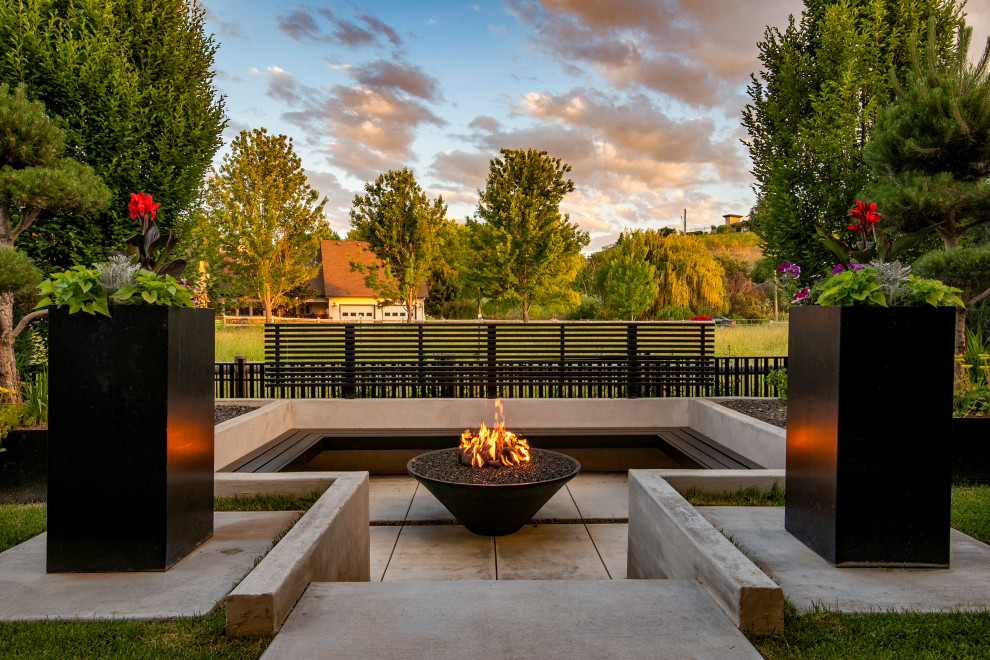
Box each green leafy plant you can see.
[35,266,109,316]
[901,274,966,307]
[765,369,788,403]
[954,327,990,417]
[20,368,47,425]
[111,270,195,307]
[816,268,887,306]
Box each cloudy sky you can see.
[201,1,990,251]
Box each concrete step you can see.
[262,579,762,660]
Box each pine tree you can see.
[0,83,110,399]
[466,148,588,321]
[865,24,990,249]
[742,0,963,272]
[0,0,225,270]
[349,168,447,321]
[195,128,327,323]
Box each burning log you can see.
[458,399,531,468]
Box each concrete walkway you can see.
[0,512,298,621]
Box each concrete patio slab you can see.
[531,486,581,519]
[370,526,402,581]
[383,525,496,581]
[0,512,297,621]
[587,523,628,579]
[701,506,990,614]
[406,485,456,521]
[567,473,629,519]
[494,524,611,580]
[368,475,417,522]
[262,580,761,660]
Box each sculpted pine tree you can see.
[466,148,588,321]
[0,0,225,269]
[0,83,110,399]
[349,168,447,321]
[868,25,990,356]
[742,0,962,269]
[601,255,658,320]
[865,25,990,249]
[197,128,327,323]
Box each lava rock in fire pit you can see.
[408,448,580,536]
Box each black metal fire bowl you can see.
[407,448,581,536]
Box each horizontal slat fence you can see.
[263,321,714,399]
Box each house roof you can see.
[313,240,428,299]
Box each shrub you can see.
[766,369,788,402]
[656,305,694,320]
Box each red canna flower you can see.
[847,200,882,245]
[128,192,160,232]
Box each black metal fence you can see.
[215,357,266,399]
[714,356,787,397]
[263,321,715,399]
[215,355,787,399]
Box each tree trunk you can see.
[522,298,530,322]
[0,292,21,403]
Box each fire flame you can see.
[458,399,531,468]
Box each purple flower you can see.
[777,261,800,279]
[832,263,845,274]
[792,287,809,303]
[811,274,821,280]
[849,262,863,270]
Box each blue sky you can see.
[201,1,990,251]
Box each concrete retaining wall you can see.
[214,400,290,471]
[627,470,783,633]
[688,399,786,468]
[224,472,370,637]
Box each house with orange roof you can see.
[304,240,428,321]
[226,240,428,320]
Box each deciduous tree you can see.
[742,0,962,271]
[0,0,225,270]
[466,148,588,321]
[195,128,327,323]
[348,168,447,321]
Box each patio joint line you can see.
[379,481,420,581]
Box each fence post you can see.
[234,355,246,399]
[627,323,638,399]
[344,324,356,399]
[486,323,497,399]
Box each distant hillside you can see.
[697,233,763,270]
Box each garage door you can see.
[340,305,376,320]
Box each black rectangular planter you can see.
[0,429,48,503]
[952,417,990,484]
[785,305,955,567]
[47,305,215,572]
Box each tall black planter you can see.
[785,305,955,567]
[47,305,215,572]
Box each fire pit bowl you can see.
[407,448,581,536]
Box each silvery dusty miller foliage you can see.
[94,255,138,293]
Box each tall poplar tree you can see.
[742,0,962,272]
[0,0,225,270]
[466,148,588,321]
[195,128,327,323]
[349,168,447,322]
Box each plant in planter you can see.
[785,201,962,568]
[36,192,214,573]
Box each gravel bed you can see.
[713,398,787,429]
[214,404,258,426]
[409,448,579,485]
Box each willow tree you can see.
[0,83,109,400]
[349,168,447,321]
[466,148,588,321]
[195,128,327,322]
